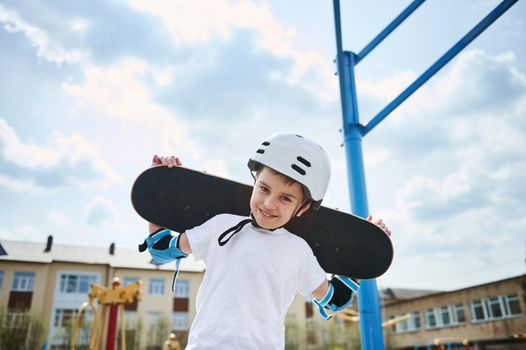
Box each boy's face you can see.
[250,167,310,229]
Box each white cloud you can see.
[363,49,526,289]
[63,58,201,158]
[0,225,44,242]
[404,49,524,117]
[84,196,118,227]
[49,210,71,226]
[127,0,337,100]
[0,227,12,240]
[0,118,121,192]
[359,70,418,103]
[0,3,85,65]
[71,18,90,34]
[128,0,233,44]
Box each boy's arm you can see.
[312,277,361,301]
[311,276,360,320]
[310,215,390,319]
[148,223,192,255]
[312,279,329,300]
[178,232,191,255]
[142,155,192,257]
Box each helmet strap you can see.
[249,212,277,231]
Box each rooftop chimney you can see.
[44,235,53,253]
[0,243,7,256]
[109,242,115,255]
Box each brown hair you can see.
[252,163,312,204]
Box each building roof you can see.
[0,239,206,273]
[381,275,525,306]
[380,287,440,300]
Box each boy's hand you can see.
[152,155,183,168]
[367,214,391,237]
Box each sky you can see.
[0,0,524,291]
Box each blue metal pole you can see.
[363,0,519,136]
[333,1,384,348]
[337,49,386,350]
[355,0,426,65]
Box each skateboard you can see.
[131,166,393,279]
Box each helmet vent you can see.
[262,141,270,146]
[256,149,265,154]
[296,156,311,167]
[291,164,306,175]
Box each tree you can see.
[0,307,47,350]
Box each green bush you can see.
[0,307,47,350]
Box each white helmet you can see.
[247,133,331,209]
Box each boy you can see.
[143,133,390,349]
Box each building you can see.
[0,237,344,349]
[382,275,526,350]
[0,236,207,349]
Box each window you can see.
[471,300,486,321]
[387,315,396,333]
[54,309,80,329]
[425,309,436,328]
[0,271,3,288]
[59,273,97,294]
[172,312,189,330]
[80,275,95,292]
[424,304,465,329]
[471,294,522,322]
[123,277,139,286]
[306,319,318,345]
[3,312,29,328]
[285,315,299,347]
[396,317,408,332]
[124,311,138,330]
[411,311,421,330]
[439,306,451,326]
[487,297,503,318]
[173,280,189,313]
[147,311,162,328]
[505,294,522,316]
[149,278,165,295]
[305,302,314,318]
[395,312,421,333]
[12,272,35,291]
[173,280,189,297]
[453,304,465,323]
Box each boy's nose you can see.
[263,196,278,209]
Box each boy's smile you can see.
[250,167,309,229]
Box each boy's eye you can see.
[259,186,269,192]
[281,196,292,202]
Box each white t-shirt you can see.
[185,213,326,350]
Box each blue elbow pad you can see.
[312,275,360,320]
[140,228,188,265]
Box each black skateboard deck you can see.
[131,166,393,279]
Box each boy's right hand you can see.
[152,155,183,168]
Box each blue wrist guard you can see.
[140,228,188,265]
[312,275,360,320]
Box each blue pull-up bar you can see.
[355,0,425,65]
[332,0,519,349]
[363,0,520,136]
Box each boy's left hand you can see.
[367,215,391,237]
